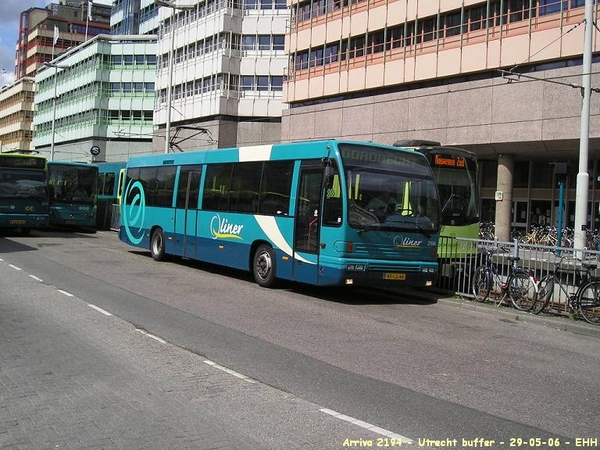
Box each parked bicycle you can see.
[532,257,600,325]
[471,246,538,311]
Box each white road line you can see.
[203,360,256,384]
[57,289,74,297]
[29,275,43,282]
[88,304,113,316]
[8,264,21,271]
[319,408,413,443]
[136,329,166,344]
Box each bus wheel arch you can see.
[252,242,278,288]
[150,227,166,261]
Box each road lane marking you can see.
[88,304,113,316]
[136,329,166,344]
[8,264,21,271]
[29,275,43,282]
[58,289,74,297]
[203,360,256,383]
[319,408,413,443]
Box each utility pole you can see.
[574,0,594,257]
[155,0,195,154]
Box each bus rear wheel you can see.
[253,244,277,288]
[150,228,166,261]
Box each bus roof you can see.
[392,140,477,158]
[94,161,126,173]
[48,161,99,169]
[125,140,418,168]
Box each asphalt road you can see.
[1,228,599,449]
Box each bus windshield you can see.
[0,170,47,199]
[339,144,440,233]
[429,150,479,226]
[49,165,97,204]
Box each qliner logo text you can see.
[210,214,244,240]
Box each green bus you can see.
[0,152,49,232]
[393,140,480,259]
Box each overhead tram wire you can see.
[498,18,600,95]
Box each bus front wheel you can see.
[150,228,166,261]
[253,244,277,288]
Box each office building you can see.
[283,0,600,239]
[153,0,289,152]
[111,0,161,36]
[15,1,111,79]
[33,34,157,162]
[0,78,35,153]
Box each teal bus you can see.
[119,140,441,288]
[393,140,480,259]
[0,152,49,232]
[47,161,98,228]
[95,161,125,229]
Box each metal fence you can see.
[436,236,600,317]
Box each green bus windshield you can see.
[0,169,47,199]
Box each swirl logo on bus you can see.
[210,214,244,240]
[122,180,146,245]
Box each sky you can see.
[0,0,113,86]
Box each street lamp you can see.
[43,62,70,161]
[155,0,196,154]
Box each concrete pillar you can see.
[495,154,514,242]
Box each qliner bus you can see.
[47,162,98,227]
[119,140,440,288]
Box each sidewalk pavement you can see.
[0,261,386,450]
[406,287,600,340]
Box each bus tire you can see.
[253,244,277,288]
[150,228,166,261]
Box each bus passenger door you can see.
[293,162,323,284]
[175,167,202,259]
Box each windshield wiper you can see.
[441,193,457,213]
[414,222,432,238]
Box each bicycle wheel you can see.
[472,266,491,302]
[531,275,554,314]
[577,280,600,325]
[508,270,537,311]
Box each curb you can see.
[403,287,600,339]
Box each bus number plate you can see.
[10,220,25,225]
[384,273,406,281]
[65,220,77,225]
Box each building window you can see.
[480,160,497,189]
[514,161,529,189]
[531,163,554,188]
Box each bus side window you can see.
[323,166,342,226]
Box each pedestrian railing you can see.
[435,236,600,319]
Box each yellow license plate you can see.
[384,273,406,280]
[10,220,26,225]
[65,220,77,225]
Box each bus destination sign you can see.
[0,156,46,170]
[433,154,466,169]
